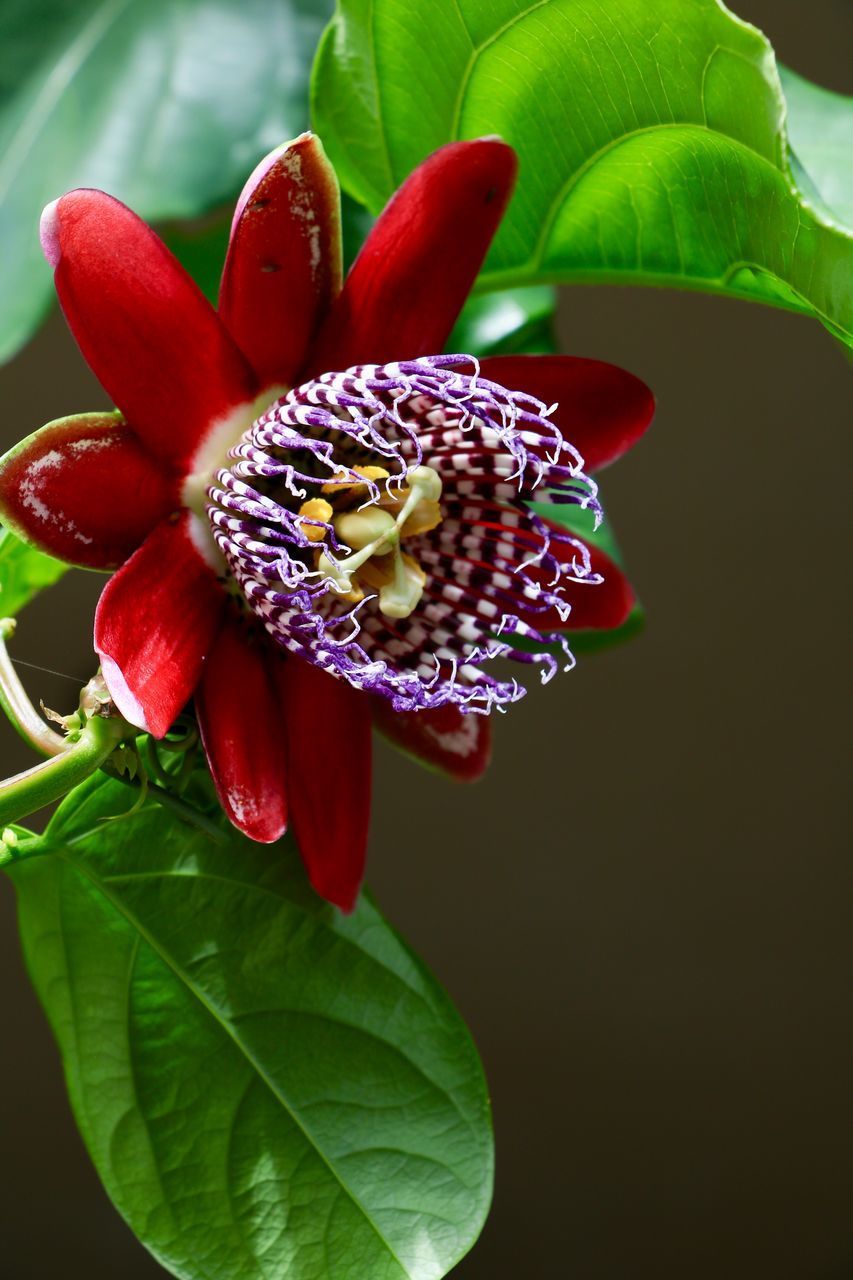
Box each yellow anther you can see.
[379,552,427,618]
[314,462,441,620]
[297,497,333,542]
[402,498,442,537]
[316,550,364,602]
[322,464,389,496]
[357,554,396,590]
[401,551,426,583]
[405,465,442,502]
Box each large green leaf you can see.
[8,772,492,1280]
[0,0,333,364]
[779,66,853,227]
[312,0,853,346]
[0,526,67,616]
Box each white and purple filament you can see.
[207,355,603,713]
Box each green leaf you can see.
[0,526,67,617]
[0,0,333,364]
[341,191,376,271]
[312,0,853,347]
[449,285,557,355]
[8,772,492,1280]
[779,65,853,227]
[163,215,232,306]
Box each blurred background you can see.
[0,1,850,1277]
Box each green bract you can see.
[8,772,493,1280]
[312,0,853,347]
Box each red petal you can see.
[0,413,177,569]
[308,138,517,372]
[95,513,225,736]
[273,658,372,912]
[523,524,635,632]
[42,191,258,473]
[196,617,288,842]
[479,355,654,472]
[372,700,492,782]
[219,133,342,390]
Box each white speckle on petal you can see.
[424,714,479,759]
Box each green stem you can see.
[109,771,227,843]
[0,619,68,757]
[0,715,125,828]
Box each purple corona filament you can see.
[207,355,603,713]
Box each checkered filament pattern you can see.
[207,355,603,713]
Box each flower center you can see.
[299,463,442,618]
[205,355,602,714]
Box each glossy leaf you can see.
[449,285,557,356]
[0,526,68,617]
[779,66,853,227]
[8,772,493,1280]
[313,0,853,347]
[0,0,333,363]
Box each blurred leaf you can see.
[163,213,232,306]
[0,526,67,616]
[341,190,375,271]
[450,286,557,356]
[313,0,853,347]
[9,770,493,1280]
[0,0,333,364]
[779,65,853,227]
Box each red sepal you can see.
[274,658,372,912]
[372,700,492,782]
[196,618,288,843]
[95,513,225,737]
[42,190,258,474]
[0,413,178,569]
[219,133,342,390]
[309,139,517,372]
[479,354,654,472]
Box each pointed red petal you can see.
[95,513,225,736]
[219,133,342,390]
[273,658,371,912]
[42,191,258,473]
[196,617,288,842]
[479,355,654,472]
[523,525,636,632]
[372,700,492,782]
[0,413,178,569]
[308,138,517,372]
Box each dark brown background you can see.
[0,2,850,1276]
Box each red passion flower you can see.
[0,133,653,909]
